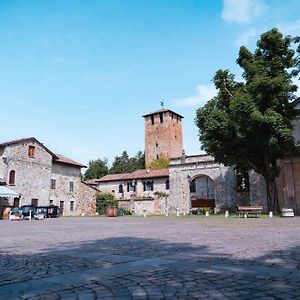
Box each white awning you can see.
[0,186,19,198]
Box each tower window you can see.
[156,143,159,148]
[156,155,159,160]
[166,179,170,190]
[159,113,163,123]
[151,115,154,125]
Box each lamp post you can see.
[131,179,136,215]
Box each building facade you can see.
[0,138,96,219]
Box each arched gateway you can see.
[168,154,237,214]
[190,175,215,210]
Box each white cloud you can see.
[221,0,267,24]
[235,28,260,47]
[173,84,217,107]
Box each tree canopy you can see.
[109,150,145,174]
[83,158,109,180]
[195,28,300,212]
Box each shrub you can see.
[96,192,118,215]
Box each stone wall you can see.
[0,141,52,206]
[76,182,97,216]
[50,162,82,216]
[169,155,237,213]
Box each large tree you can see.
[195,28,300,213]
[110,150,145,174]
[83,158,109,180]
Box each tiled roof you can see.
[83,179,99,185]
[97,173,132,182]
[142,108,183,119]
[126,168,169,179]
[96,168,169,182]
[54,154,86,168]
[0,137,58,158]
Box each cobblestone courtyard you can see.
[0,216,300,299]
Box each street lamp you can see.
[131,179,136,215]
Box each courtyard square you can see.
[0,216,300,299]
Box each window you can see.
[31,198,38,206]
[14,198,20,207]
[151,115,154,125]
[190,179,196,193]
[166,179,170,190]
[69,181,74,192]
[51,179,56,189]
[143,180,154,191]
[119,184,124,193]
[28,146,35,158]
[49,200,54,205]
[159,113,163,123]
[70,201,74,212]
[9,170,15,185]
[156,143,159,148]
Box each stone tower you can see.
[143,108,184,167]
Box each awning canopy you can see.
[0,186,19,198]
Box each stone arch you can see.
[189,174,215,209]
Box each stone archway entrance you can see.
[190,175,215,209]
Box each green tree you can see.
[96,192,118,215]
[195,28,300,213]
[110,150,145,174]
[83,158,109,180]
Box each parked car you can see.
[20,205,36,220]
[35,206,59,218]
[9,207,24,221]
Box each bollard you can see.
[176,208,180,217]
[143,210,147,218]
[205,211,209,217]
[225,211,229,218]
[269,211,273,218]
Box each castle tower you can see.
[143,108,184,167]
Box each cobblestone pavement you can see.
[0,216,300,299]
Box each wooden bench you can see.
[237,206,263,218]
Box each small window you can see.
[9,170,15,185]
[156,155,159,160]
[28,146,35,158]
[49,200,54,205]
[70,201,74,212]
[51,179,56,189]
[156,143,159,148]
[119,184,124,193]
[159,113,163,123]
[151,115,154,125]
[14,198,20,207]
[144,180,154,191]
[31,198,38,206]
[166,179,170,190]
[69,181,74,192]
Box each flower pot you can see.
[281,208,294,217]
[106,207,118,217]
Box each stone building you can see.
[143,109,183,167]
[0,137,96,219]
[93,169,169,215]
[92,102,300,215]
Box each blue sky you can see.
[1,0,300,166]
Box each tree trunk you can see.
[264,177,280,214]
